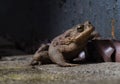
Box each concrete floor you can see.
[0,55,120,84]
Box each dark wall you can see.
[1,0,120,42]
[0,0,120,54]
[0,0,50,45]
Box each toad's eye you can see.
[77,25,84,32]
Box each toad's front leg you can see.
[49,45,79,67]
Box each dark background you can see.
[0,0,51,55]
[0,0,50,44]
[0,0,120,55]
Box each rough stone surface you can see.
[1,55,120,84]
[49,0,120,40]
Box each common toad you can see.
[30,21,99,67]
[48,21,95,67]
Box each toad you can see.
[30,21,98,67]
[48,21,95,67]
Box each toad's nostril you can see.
[84,21,91,25]
[88,21,91,24]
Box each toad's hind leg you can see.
[30,52,42,66]
[49,45,79,67]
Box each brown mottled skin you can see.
[48,21,95,67]
[30,21,99,67]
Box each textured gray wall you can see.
[0,0,120,43]
[49,0,120,40]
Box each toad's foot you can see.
[30,60,41,66]
[58,63,79,67]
